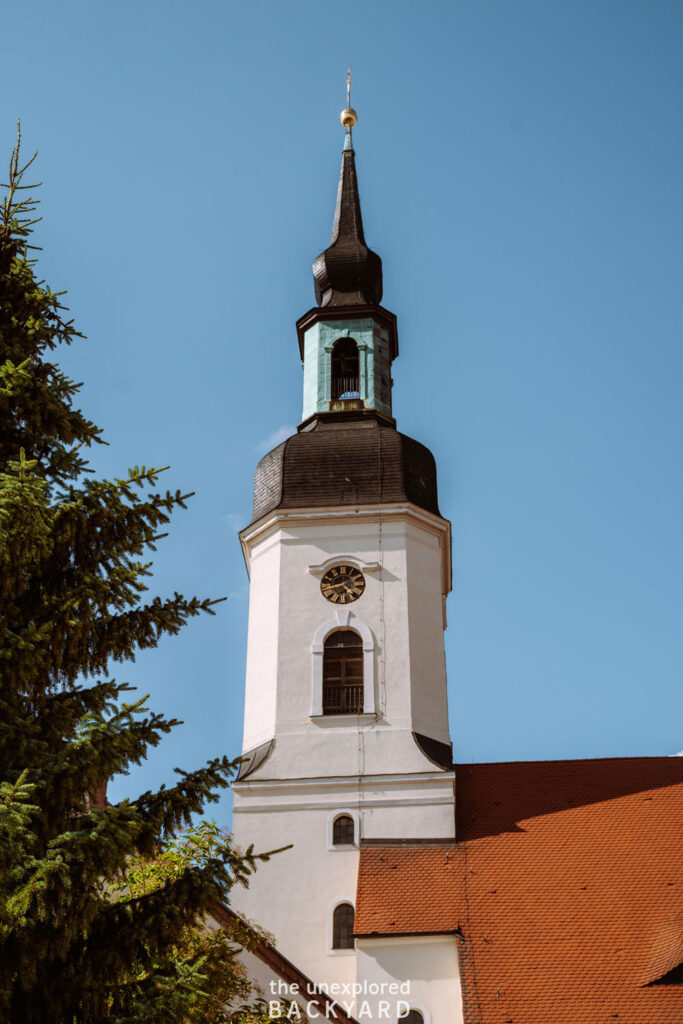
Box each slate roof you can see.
[312,133,383,308]
[251,415,441,524]
[355,756,683,1024]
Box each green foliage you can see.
[107,822,276,1024]
[0,127,101,483]
[0,126,265,1022]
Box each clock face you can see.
[320,565,366,604]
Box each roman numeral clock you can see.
[320,565,366,604]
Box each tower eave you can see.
[239,500,452,602]
[296,303,398,361]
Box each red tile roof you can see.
[356,756,683,1024]
[355,844,463,937]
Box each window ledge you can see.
[311,713,377,724]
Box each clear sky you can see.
[3,0,682,823]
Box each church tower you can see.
[231,102,455,992]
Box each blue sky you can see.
[3,0,682,823]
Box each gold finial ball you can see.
[340,107,358,128]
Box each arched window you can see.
[331,338,360,399]
[332,814,355,846]
[311,613,375,719]
[398,1012,424,1024]
[323,630,363,714]
[332,903,355,949]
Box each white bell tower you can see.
[230,106,455,992]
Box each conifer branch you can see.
[0,127,267,1023]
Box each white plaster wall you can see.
[239,507,451,780]
[231,802,360,989]
[355,935,463,1024]
[274,517,412,733]
[242,532,281,750]
[405,523,452,745]
[234,505,456,987]
[231,773,456,986]
[233,775,455,840]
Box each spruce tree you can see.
[0,128,264,1022]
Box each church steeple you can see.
[232,85,454,1001]
[296,99,397,426]
[312,107,383,308]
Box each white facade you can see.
[238,504,452,762]
[231,502,460,1015]
[355,936,464,1024]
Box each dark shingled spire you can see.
[312,128,383,308]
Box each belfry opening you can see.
[331,337,360,400]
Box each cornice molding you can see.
[240,502,452,599]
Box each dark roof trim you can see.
[360,837,456,847]
[354,928,462,940]
[236,738,275,781]
[647,962,683,986]
[413,732,453,770]
[298,408,396,433]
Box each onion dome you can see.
[312,111,383,308]
[251,415,440,524]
